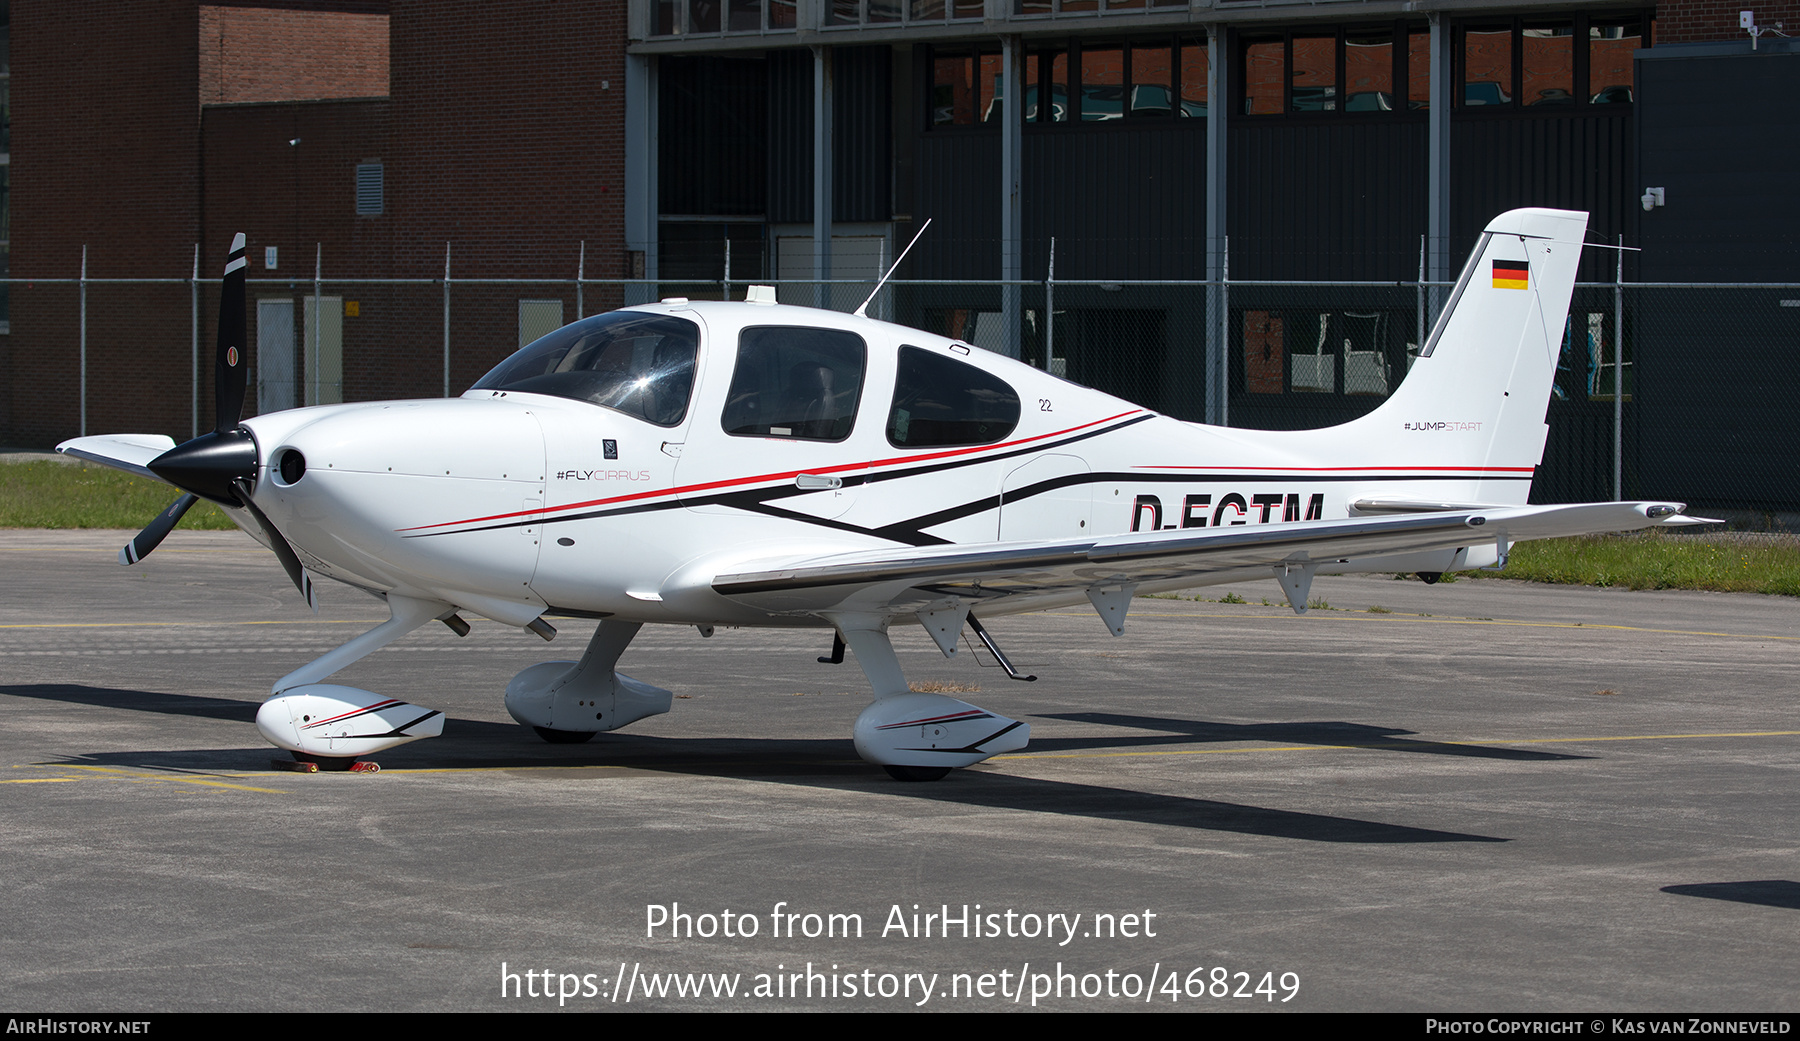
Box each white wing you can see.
[713,500,1706,618]
[56,434,177,482]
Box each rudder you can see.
[1344,207,1589,503]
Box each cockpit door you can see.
[674,319,874,522]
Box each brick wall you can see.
[388,0,628,394]
[4,2,394,445]
[1658,1,1800,43]
[202,98,391,419]
[8,0,204,445]
[199,2,389,105]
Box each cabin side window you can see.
[887,345,1021,448]
[722,326,867,442]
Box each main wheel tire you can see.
[533,726,598,744]
[292,751,359,772]
[884,764,951,782]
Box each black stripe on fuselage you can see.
[407,409,1522,547]
[403,414,1155,541]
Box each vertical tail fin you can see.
[1346,207,1589,503]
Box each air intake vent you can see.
[355,163,383,216]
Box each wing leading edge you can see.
[713,500,1708,618]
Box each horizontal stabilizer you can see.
[56,434,179,481]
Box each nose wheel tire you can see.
[533,726,599,744]
[291,751,360,772]
[883,764,951,782]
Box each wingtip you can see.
[230,232,246,253]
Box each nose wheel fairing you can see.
[256,685,444,758]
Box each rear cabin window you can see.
[887,345,1021,448]
[470,311,699,427]
[722,326,867,442]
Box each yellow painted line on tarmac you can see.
[0,619,379,630]
[39,764,289,794]
[382,764,633,775]
[0,547,269,553]
[1,777,82,783]
[996,728,1800,763]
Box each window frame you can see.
[721,325,870,443]
[886,344,1023,449]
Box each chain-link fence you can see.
[15,260,1800,521]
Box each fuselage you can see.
[234,299,1533,630]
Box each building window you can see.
[939,36,1206,128]
[1239,24,1425,117]
[1457,14,1649,109]
[1521,21,1576,106]
[1462,23,1513,105]
[355,162,383,216]
[931,48,1002,125]
[1014,0,1184,14]
[651,0,982,32]
[1241,34,1283,115]
[1345,30,1395,111]
[1407,28,1430,109]
[1080,44,1123,119]
[1589,17,1644,104]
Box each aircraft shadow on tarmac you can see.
[12,683,1509,846]
[1662,881,1800,910]
[1034,711,1591,762]
[3,683,258,721]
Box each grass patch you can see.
[1460,529,1800,596]
[0,460,236,530]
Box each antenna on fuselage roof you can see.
[853,218,932,319]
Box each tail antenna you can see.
[853,218,932,318]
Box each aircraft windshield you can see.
[471,312,700,427]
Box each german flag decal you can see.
[1492,259,1529,290]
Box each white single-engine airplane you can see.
[61,208,1707,779]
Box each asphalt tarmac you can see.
[3,529,1797,1012]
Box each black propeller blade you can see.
[214,233,248,434]
[233,479,318,613]
[119,493,198,566]
[121,233,256,566]
[120,232,321,611]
